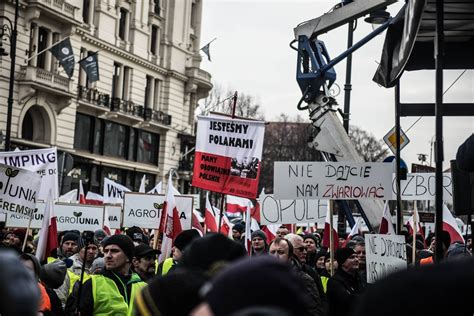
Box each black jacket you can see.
[327,269,364,316]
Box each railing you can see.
[28,0,77,19]
[77,86,110,108]
[185,66,212,83]
[20,66,71,92]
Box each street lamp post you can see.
[1,0,19,152]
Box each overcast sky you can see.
[200,0,473,169]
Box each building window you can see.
[103,121,127,158]
[74,113,94,151]
[119,8,128,41]
[92,118,103,154]
[112,62,121,98]
[137,130,159,164]
[37,27,48,69]
[151,25,158,55]
[152,0,160,15]
[128,128,137,161]
[83,0,90,24]
[144,75,153,109]
[123,66,131,100]
[22,112,34,141]
[153,79,161,110]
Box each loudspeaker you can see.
[451,160,474,216]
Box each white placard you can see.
[123,193,193,229]
[0,148,58,200]
[0,164,42,217]
[103,178,131,204]
[274,162,393,200]
[393,173,452,201]
[6,202,103,231]
[259,191,328,226]
[365,234,407,284]
[105,205,122,229]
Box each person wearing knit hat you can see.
[327,247,364,316]
[251,230,267,256]
[157,229,201,276]
[94,229,107,243]
[3,229,26,251]
[59,231,80,259]
[232,223,245,241]
[77,234,146,315]
[303,234,319,267]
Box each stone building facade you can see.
[0,0,211,194]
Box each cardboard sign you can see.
[259,191,328,226]
[274,162,393,200]
[0,164,42,217]
[393,173,452,201]
[6,202,103,231]
[103,178,131,204]
[365,234,407,284]
[105,205,122,229]
[192,115,265,199]
[0,148,58,200]
[123,193,193,229]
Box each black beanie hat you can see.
[251,230,267,242]
[62,231,80,245]
[103,235,135,260]
[303,233,319,245]
[315,249,328,262]
[232,223,245,234]
[335,247,356,266]
[174,229,201,251]
[205,256,313,316]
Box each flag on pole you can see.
[148,181,162,194]
[244,202,252,255]
[200,38,216,61]
[379,201,396,235]
[322,204,339,250]
[262,224,279,243]
[226,195,252,213]
[205,192,219,232]
[159,173,183,262]
[342,217,362,247]
[85,191,104,205]
[192,211,205,236]
[36,190,58,262]
[139,175,146,193]
[78,52,100,82]
[49,38,75,78]
[58,189,78,203]
[79,180,86,204]
[442,203,464,244]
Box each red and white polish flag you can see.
[85,191,104,205]
[342,217,362,247]
[58,189,78,203]
[322,204,339,250]
[36,190,58,262]
[192,115,265,199]
[79,180,86,204]
[226,195,253,213]
[205,193,233,237]
[442,203,464,244]
[379,201,396,235]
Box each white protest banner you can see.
[0,164,41,218]
[274,162,393,200]
[6,202,103,231]
[392,173,452,201]
[192,115,266,199]
[0,148,58,200]
[123,193,193,229]
[259,191,328,226]
[103,178,131,204]
[105,205,122,229]
[365,234,407,284]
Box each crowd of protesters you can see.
[1,218,473,316]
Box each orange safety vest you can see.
[38,282,51,312]
[420,256,434,265]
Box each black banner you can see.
[50,38,75,78]
[372,0,427,88]
[79,52,100,83]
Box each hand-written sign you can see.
[123,193,193,229]
[6,202,104,231]
[365,234,407,284]
[274,162,393,200]
[392,173,452,201]
[0,164,41,218]
[259,191,328,226]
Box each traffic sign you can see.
[383,126,410,155]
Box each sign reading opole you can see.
[123,193,193,229]
[365,234,407,284]
[274,162,392,200]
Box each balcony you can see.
[19,66,72,94]
[27,0,79,24]
[186,67,212,84]
[77,86,110,109]
[185,67,213,98]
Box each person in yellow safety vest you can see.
[157,229,201,275]
[77,235,146,315]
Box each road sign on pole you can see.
[383,126,410,155]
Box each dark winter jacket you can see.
[327,269,364,316]
[290,257,325,316]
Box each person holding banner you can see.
[78,235,146,315]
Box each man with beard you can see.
[132,243,160,282]
[69,241,99,276]
[58,231,80,259]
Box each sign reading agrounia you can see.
[259,191,328,226]
[0,148,58,200]
[192,115,265,199]
[365,234,407,284]
[274,162,393,200]
[123,193,193,229]
[6,202,103,231]
[0,164,41,217]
